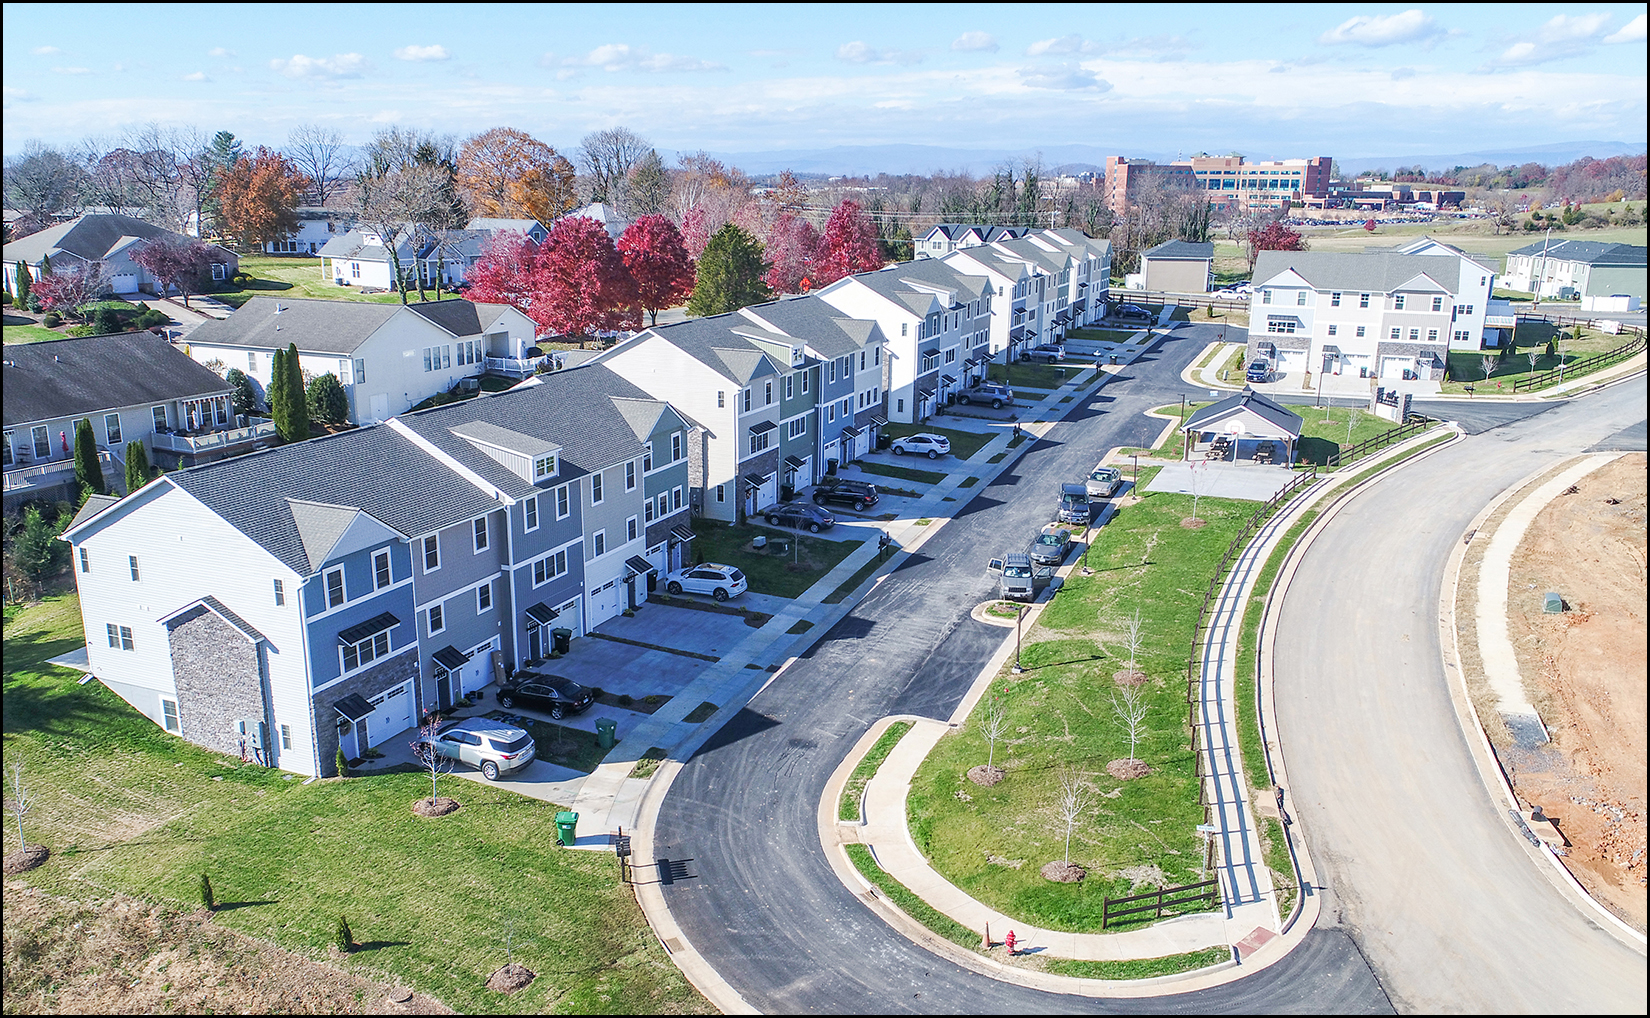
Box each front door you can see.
[527,624,542,661]
[368,392,389,423]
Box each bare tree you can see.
[1111,684,1151,763]
[287,124,354,207]
[410,714,456,807]
[979,690,1009,771]
[1345,405,1360,446]
[7,761,31,854]
[355,166,447,304]
[578,127,651,205]
[1055,766,1092,864]
[1121,608,1145,679]
[1188,458,1208,522]
[3,142,88,234]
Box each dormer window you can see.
[534,454,557,480]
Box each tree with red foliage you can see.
[617,214,695,326]
[678,207,711,260]
[468,219,639,347]
[132,235,214,308]
[215,147,310,249]
[1245,220,1307,271]
[32,262,109,318]
[763,213,820,294]
[465,231,542,311]
[811,199,883,286]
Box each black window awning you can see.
[784,455,807,469]
[338,612,400,646]
[525,602,559,625]
[670,524,696,542]
[625,555,657,577]
[432,645,469,670]
[333,693,375,722]
[922,347,940,358]
[940,374,957,384]
[869,414,888,427]
[748,420,777,435]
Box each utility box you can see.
[1543,592,1563,614]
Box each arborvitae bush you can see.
[335,747,349,777]
[335,915,353,953]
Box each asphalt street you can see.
[1273,375,1647,1013]
[653,323,1398,1012]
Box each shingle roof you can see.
[1184,387,1303,436]
[613,316,785,384]
[168,424,500,574]
[3,332,233,428]
[4,214,183,265]
[1505,239,1646,266]
[407,300,514,338]
[466,218,547,235]
[1253,251,1464,294]
[739,295,880,358]
[1143,240,1215,260]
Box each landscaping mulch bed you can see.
[1041,860,1087,883]
[1181,517,1209,529]
[411,797,461,818]
[1112,669,1148,686]
[1107,759,1152,780]
[967,765,1005,786]
[3,845,50,874]
[485,963,535,994]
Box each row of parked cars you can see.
[988,461,1127,601]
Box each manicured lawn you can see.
[689,519,862,599]
[1294,406,1412,466]
[987,361,1079,390]
[1121,403,1209,460]
[1,595,709,1015]
[855,460,947,485]
[1066,327,1143,344]
[881,421,997,460]
[906,489,1249,932]
[3,323,63,343]
[839,722,914,820]
[1441,322,1634,394]
[208,255,470,309]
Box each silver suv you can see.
[957,383,1015,408]
[417,717,536,781]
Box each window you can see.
[274,578,285,606]
[593,531,606,557]
[477,582,492,613]
[129,555,141,581]
[427,602,445,636]
[671,432,682,461]
[422,346,452,372]
[672,486,682,511]
[1296,291,1307,306]
[717,391,725,408]
[897,398,905,414]
[715,484,726,503]
[749,430,770,454]
[802,370,809,391]
[1356,326,1366,338]
[642,444,653,471]
[1330,292,1341,307]
[765,380,773,405]
[645,498,655,522]
[248,352,258,372]
[901,322,908,336]
[79,548,89,574]
[152,405,168,431]
[1431,296,1443,312]
[1394,295,1406,310]
[374,549,392,588]
[162,698,180,732]
[659,493,669,517]
[1427,329,1439,342]
[423,534,440,572]
[826,404,835,423]
[1327,325,1338,336]
[534,454,557,480]
[1266,319,1298,334]
[473,517,488,552]
[280,724,292,750]
[326,567,346,607]
[787,416,807,439]
[1409,329,1420,341]
[1390,328,1402,340]
[1261,290,1272,304]
[625,462,636,491]
[785,375,794,399]
[532,548,568,585]
[104,413,122,446]
[627,516,638,541]
[341,628,391,673]
[106,623,134,650]
[590,473,603,505]
[525,495,539,531]
[32,425,49,458]
[351,262,361,279]
[874,346,880,365]
[742,389,751,412]
[1359,293,1370,308]
[556,485,570,518]
[354,359,366,384]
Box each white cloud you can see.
[394,44,450,62]
[32,46,61,55]
[1104,35,1196,60]
[1604,12,1647,43]
[1318,10,1443,47]
[951,31,999,53]
[209,47,236,57]
[563,43,725,73]
[835,41,924,65]
[52,66,91,75]
[269,53,371,80]
[1018,64,1111,91]
[1027,34,1099,57]
[182,71,211,82]
[1482,13,1620,69]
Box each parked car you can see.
[889,433,951,459]
[763,501,835,532]
[664,562,748,601]
[1028,525,1072,565]
[1086,465,1123,499]
[1246,360,1272,383]
[957,382,1015,408]
[1057,482,1092,525]
[987,552,1058,602]
[1111,303,1154,323]
[812,476,880,509]
[415,717,536,781]
[1022,343,1065,363]
[498,672,595,720]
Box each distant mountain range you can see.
[663,140,1645,179]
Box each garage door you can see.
[110,273,140,294]
[462,641,496,696]
[587,579,622,630]
[1276,349,1307,374]
[363,681,413,747]
[1380,356,1411,379]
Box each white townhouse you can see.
[941,246,1034,361]
[1246,250,1489,382]
[980,236,1073,354]
[1501,239,1646,303]
[183,297,538,424]
[914,224,1033,258]
[1028,228,1112,326]
[264,207,356,255]
[1369,236,1508,349]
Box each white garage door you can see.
[1277,349,1307,374]
[1380,356,1411,379]
[110,273,140,294]
[587,579,622,630]
[363,681,413,748]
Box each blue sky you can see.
[4,3,1645,162]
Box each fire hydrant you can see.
[1004,930,1017,956]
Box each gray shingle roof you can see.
[1505,239,1646,266]
[991,237,1071,274]
[407,300,514,337]
[168,424,500,575]
[613,315,785,384]
[1184,387,1303,436]
[1253,251,1465,294]
[182,297,405,355]
[5,213,186,265]
[1143,240,1215,260]
[739,295,880,358]
[3,332,233,428]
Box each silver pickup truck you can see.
[988,552,1059,601]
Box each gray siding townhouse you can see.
[1501,239,1646,302]
[3,333,243,511]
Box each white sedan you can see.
[663,563,749,601]
[890,433,951,458]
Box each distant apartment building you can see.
[1106,155,1333,213]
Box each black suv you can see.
[498,673,596,719]
[812,477,879,511]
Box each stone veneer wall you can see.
[167,607,268,759]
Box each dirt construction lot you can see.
[1505,453,1646,929]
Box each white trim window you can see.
[473,517,489,553]
[532,548,569,586]
[427,601,445,636]
[161,697,180,732]
[106,623,134,650]
[625,461,637,491]
[274,578,285,606]
[326,566,346,608]
[422,535,440,573]
[591,473,604,505]
[477,582,493,613]
[627,516,638,542]
[129,555,141,581]
[374,549,392,589]
[341,628,392,674]
[672,486,683,511]
[556,484,570,519]
[104,413,122,446]
[79,548,89,574]
[524,495,539,531]
[534,454,557,480]
[592,530,606,557]
[671,432,683,461]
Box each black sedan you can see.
[497,673,595,719]
[762,502,835,532]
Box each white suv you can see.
[890,433,951,458]
[664,563,749,601]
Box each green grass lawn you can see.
[1123,403,1208,460]
[855,460,947,485]
[1,595,708,1015]
[1298,220,1647,272]
[1066,327,1143,344]
[208,255,471,309]
[906,489,1249,933]
[3,323,64,343]
[689,519,862,599]
[1294,406,1411,466]
[839,722,914,820]
[987,361,1078,390]
[881,421,998,460]
[1442,323,1635,394]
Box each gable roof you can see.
[3,213,198,265]
[739,294,881,358]
[167,424,500,574]
[286,499,367,572]
[1184,387,1303,436]
[1505,239,1646,266]
[612,315,786,384]
[466,217,547,235]
[182,297,496,355]
[1252,251,1466,294]
[1143,240,1214,261]
[407,300,517,338]
[3,332,233,428]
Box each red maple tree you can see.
[762,213,820,294]
[132,235,215,308]
[32,263,109,317]
[470,218,639,346]
[466,231,542,312]
[811,199,883,286]
[617,214,695,326]
[678,207,711,259]
[1245,220,1307,270]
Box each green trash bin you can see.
[551,628,572,656]
[555,811,578,847]
[595,717,617,750]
